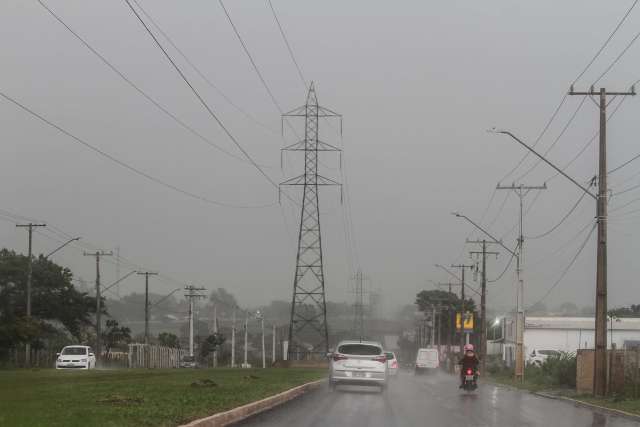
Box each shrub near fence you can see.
[127,343,186,369]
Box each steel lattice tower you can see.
[280,83,341,358]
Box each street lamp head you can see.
[493,318,501,327]
[451,211,461,217]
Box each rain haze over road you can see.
[2,0,640,314]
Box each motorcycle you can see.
[461,368,478,391]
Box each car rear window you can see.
[385,352,395,359]
[338,344,382,355]
[61,347,87,355]
[419,350,437,361]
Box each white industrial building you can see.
[498,316,640,365]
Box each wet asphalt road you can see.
[238,370,640,427]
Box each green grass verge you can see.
[569,396,640,417]
[0,368,326,427]
[487,374,553,392]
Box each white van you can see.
[415,348,439,374]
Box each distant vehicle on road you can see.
[415,348,439,374]
[526,349,561,366]
[328,340,388,391]
[385,351,399,377]
[179,355,197,368]
[55,345,96,370]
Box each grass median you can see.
[0,367,326,427]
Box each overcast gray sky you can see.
[2,0,640,315]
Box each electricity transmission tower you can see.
[352,270,367,340]
[280,82,342,358]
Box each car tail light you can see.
[373,355,387,363]
[466,369,473,375]
[333,354,348,362]
[391,361,398,368]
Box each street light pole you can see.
[44,237,81,259]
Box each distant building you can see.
[498,316,640,366]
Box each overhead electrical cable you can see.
[267,0,307,89]
[609,152,640,176]
[514,95,588,182]
[130,0,279,136]
[525,190,590,240]
[527,219,597,269]
[592,29,640,85]
[0,90,274,209]
[499,0,637,183]
[527,222,597,308]
[35,0,269,168]
[122,0,294,205]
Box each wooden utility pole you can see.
[16,223,46,366]
[496,183,546,382]
[569,85,636,396]
[137,272,158,344]
[468,240,499,374]
[84,250,113,363]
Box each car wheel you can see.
[329,380,336,391]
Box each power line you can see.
[267,0,307,89]
[609,152,640,176]
[123,0,289,201]
[527,219,596,269]
[488,248,516,283]
[525,188,591,240]
[575,0,639,85]
[527,222,597,308]
[130,0,279,137]
[35,0,266,168]
[218,0,285,115]
[592,29,640,85]
[499,0,638,183]
[514,95,588,182]
[0,90,273,209]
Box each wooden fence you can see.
[127,343,186,369]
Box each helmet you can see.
[464,344,474,352]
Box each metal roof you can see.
[525,316,640,331]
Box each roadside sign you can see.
[456,312,474,331]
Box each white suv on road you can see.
[328,340,388,391]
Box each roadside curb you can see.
[488,379,640,421]
[533,392,640,422]
[180,379,325,427]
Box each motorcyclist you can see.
[458,343,480,388]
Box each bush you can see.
[526,352,576,388]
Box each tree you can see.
[609,305,640,318]
[102,320,131,353]
[557,302,579,316]
[199,333,226,358]
[158,332,180,348]
[0,249,98,354]
[415,290,477,347]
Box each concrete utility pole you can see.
[450,264,474,350]
[243,312,249,368]
[212,304,218,368]
[569,85,636,396]
[83,250,113,363]
[496,183,546,381]
[16,223,46,366]
[272,324,276,364]
[137,272,158,344]
[231,307,236,368]
[430,305,436,346]
[184,285,206,358]
[468,240,500,374]
[257,311,266,369]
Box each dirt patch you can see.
[190,379,218,388]
[97,395,144,405]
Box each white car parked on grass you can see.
[526,349,561,366]
[328,340,388,391]
[56,346,96,370]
